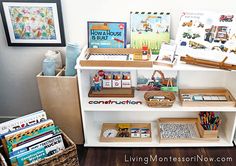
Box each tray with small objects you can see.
[100,123,152,142]
[179,88,236,107]
[80,47,153,67]
[158,118,220,143]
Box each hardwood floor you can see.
[77,145,236,166]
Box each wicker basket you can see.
[144,91,175,107]
[0,132,79,166]
[0,152,7,166]
[28,132,79,166]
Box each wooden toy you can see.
[181,55,236,71]
[92,74,101,91]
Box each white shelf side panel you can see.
[84,111,234,147]
[225,72,236,143]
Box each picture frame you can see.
[0,0,65,46]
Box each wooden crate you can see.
[158,118,219,144]
[179,88,236,107]
[80,48,153,67]
[196,117,218,138]
[100,123,152,142]
[37,68,84,144]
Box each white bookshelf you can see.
[76,48,236,147]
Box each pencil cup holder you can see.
[197,117,218,138]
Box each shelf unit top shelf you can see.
[85,122,233,147]
[83,91,236,112]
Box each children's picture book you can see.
[3,119,54,153]
[130,12,171,54]
[88,21,127,48]
[10,147,47,166]
[9,126,61,157]
[10,134,64,158]
[0,110,47,136]
[28,134,65,156]
[175,11,236,65]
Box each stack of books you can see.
[0,110,65,166]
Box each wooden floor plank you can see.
[77,146,236,166]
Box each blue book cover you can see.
[88,21,127,48]
[10,147,47,166]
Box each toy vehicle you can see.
[204,26,229,44]
[182,20,193,27]
[137,79,162,91]
[220,15,234,22]
[230,48,236,54]
[189,41,206,49]
[197,22,204,28]
[183,32,200,39]
[212,45,228,52]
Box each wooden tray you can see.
[80,48,153,67]
[88,87,135,98]
[100,123,152,142]
[179,88,236,107]
[158,118,219,144]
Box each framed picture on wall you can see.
[0,0,65,46]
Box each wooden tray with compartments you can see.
[80,48,153,67]
[88,87,135,98]
[100,123,152,142]
[179,88,236,107]
[157,118,219,144]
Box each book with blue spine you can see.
[10,147,47,166]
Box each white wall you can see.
[0,0,236,117]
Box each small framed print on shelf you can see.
[0,0,65,46]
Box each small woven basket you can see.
[144,91,175,107]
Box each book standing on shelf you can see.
[88,21,127,48]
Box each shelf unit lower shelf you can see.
[84,122,233,147]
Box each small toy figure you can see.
[142,46,149,60]
[93,74,101,91]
